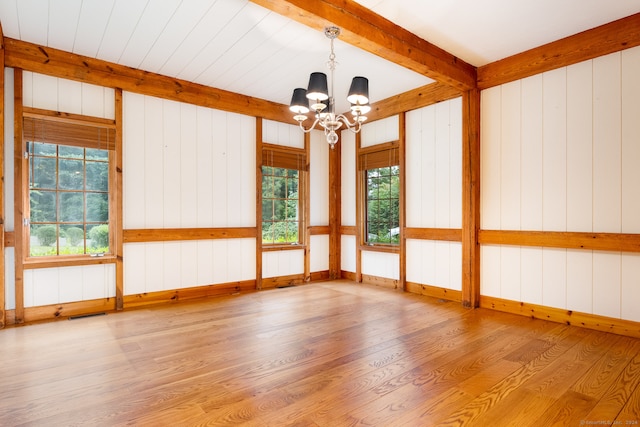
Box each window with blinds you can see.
[359,143,400,245]
[261,144,307,245]
[24,114,115,257]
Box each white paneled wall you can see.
[124,92,255,229]
[362,251,399,280]
[405,99,462,291]
[361,115,400,147]
[406,98,462,229]
[262,250,305,278]
[23,264,116,307]
[124,239,256,295]
[263,119,305,148]
[23,71,115,119]
[310,235,329,273]
[310,130,329,226]
[123,92,256,294]
[341,130,357,226]
[480,46,640,322]
[341,235,357,273]
[407,240,462,291]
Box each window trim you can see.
[21,107,117,265]
[260,143,308,248]
[358,140,400,250]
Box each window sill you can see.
[24,254,117,270]
[359,244,400,254]
[262,243,306,252]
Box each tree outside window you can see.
[262,166,300,244]
[28,141,110,256]
[365,165,400,244]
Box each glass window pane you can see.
[286,221,299,243]
[59,145,84,159]
[61,224,85,255]
[30,190,56,222]
[30,224,58,256]
[86,148,108,161]
[262,200,274,220]
[273,199,286,220]
[58,159,84,190]
[31,142,56,157]
[262,175,273,198]
[32,157,57,189]
[87,224,109,253]
[262,222,274,243]
[86,161,108,191]
[59,192,84,222]
[86,193,109,222]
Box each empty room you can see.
[0,0,640,425]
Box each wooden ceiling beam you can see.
[4,38,461,126]
[3,38,293,124]
[250,0,477,91]
[363,82,461,122]
[478,12,640,89]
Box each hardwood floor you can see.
[1,281,639,426]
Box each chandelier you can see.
[288,26,371,149]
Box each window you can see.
[261,143,307,245]
[359,143,400,245]
[262,166,300,244]
[23,114,115,258]
[365,165,400,244]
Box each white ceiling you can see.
[1,0,639,114]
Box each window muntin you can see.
[261,166,300,244]
[365,165,400,245]
[28,141,110,257]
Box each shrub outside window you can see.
[28,142,110,256]
[262,166,300,244]
[365,165,400,244]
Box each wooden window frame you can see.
[358,140,401,254]
[260,143,308,250]
[20,107,118,268]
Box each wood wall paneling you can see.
[622,47,640,234]
[593,53,622,233]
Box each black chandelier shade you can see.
[347,76,369,105]
[289,88,310,114]
[289,75,370,113]
[307,72,329,101]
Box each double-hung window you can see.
[261,143,307,245]
[23,113,115,258]
[359,143,400,246]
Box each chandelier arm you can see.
[298,117,321,133]
[335,113,361,129]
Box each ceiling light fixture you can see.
[289,26,370,149]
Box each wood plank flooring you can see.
[1,280,639,426]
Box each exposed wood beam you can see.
[250,0,477,91]
[364,82,461,122]
[479,230,640,253]
[462,89,481,309]
[3,38,292,123]
[0,21,5,328]
[478,12,640,89]
[123,227,258,243]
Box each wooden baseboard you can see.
[480,295,640,339]
[124,280,257,308]
[406,282,462,302]
[340,271,357,281]
[360,274,401,290]
[5,298,117,325]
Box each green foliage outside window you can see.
[262,166,300,244]
[28,142,110,257]
[366,166,400,245]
